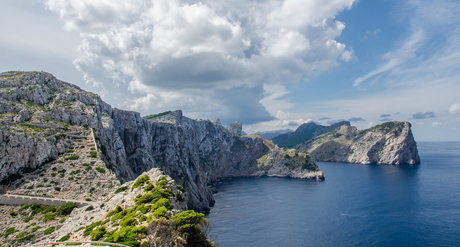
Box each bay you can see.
[206,142,460,246]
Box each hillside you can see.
[294,121,420,165]
[271,121,351,148]
[0,71,323,214]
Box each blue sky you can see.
[1,0,459,141]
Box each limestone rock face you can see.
[297,122,420,165]
[0,71,323,212]
[226,121,246,136]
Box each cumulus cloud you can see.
[380,114,391,118]
[43,0,357,124]
[449,103,460,114]
[348,117,365,122]
[412,111,435,119]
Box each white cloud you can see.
[432,122,443,126]
[449,103,460,114]
[43,0,358,124]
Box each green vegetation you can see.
[44,226,55,234]
[142,111,172,120]
[176,184,186,193]
[23,216,33,223]
[86,205,94,211]
[4,227,18,238]
[132,175,149,190]
[64,155,80,160]
[83,221,101,236]
[58,234,70,242]
[91,226,107,241]
[360,121,403,136]
[95,167,106,173]
[115,186,129,194]
[58,203,77,215]
[90,151,97,158]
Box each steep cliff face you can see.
[296,121,420,165]
[0,71,323,212]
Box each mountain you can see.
[272,121,351,148]
[254,129,294,140]
[0,71,323,213]
[274,120,420,165]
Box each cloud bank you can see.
[43,0,356,124]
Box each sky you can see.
[1,0,459,141]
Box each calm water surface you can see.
[206,142,460,246]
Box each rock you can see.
[226,121,244,136]
[296,121,420,165]
[0,71,323,213]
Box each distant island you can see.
[271,121,420,165]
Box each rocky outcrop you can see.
[226,121,247,136]
[0,71,323,212]
[296,121,420,165]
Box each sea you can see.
[206,142,460,247]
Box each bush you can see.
[95,167,106,173]
[59,203,77,216]
[83,221,101,236]
[23,216,34,223]
[86,205,94,211]
[107,205,123,218]
[90,152,97,158]
[65,155,80,160]
[132,175,150,190]
[59,218,66,223]
[58,234,70,242]
[176,184,186,193]
[153,206,168,219]
[91,226,107,241]
[144,182,154,192]
[115,186,129,194]
[16,233,35,240]
[44,226,55,234]
[43,213,56,222]
[151,198,173,213]
[134,193,155,204]
[111,209,128,221]
[160,189,174,198]
[120,217,137,227]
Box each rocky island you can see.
[272,121,420,165]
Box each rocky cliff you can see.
[0,71,323,212]
[295,121,420,165]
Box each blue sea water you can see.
[206,142,460,246]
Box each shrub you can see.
[65,149,74,153]
[16,233,35,240]
[23,216,34,223]
[83,221,101,236]
[5,227,17,237]
[43,213,55,222]
[91,226,107,241]
[59,203,77,216]
[111,209,128,221]
[86,205,94,211]
[115,186,129,194]
[44,226,55,234]
[132,175,149,190]
[58,234,70,242]
[90,152,97,158]
[95,167,106,173]
[151,198,173,213]
[54,187,61,191]
[153,206,168,219]
[160,189,174,198]
[120,217,137,227]
[85,198,91,201]
[176,184,186,193]
[107,205,123,218]
[31,226,40,233]
[65,155,80,160]
[134,193,154,204]
[59,218,66,223]
[144,182,154,192]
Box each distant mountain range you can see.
[254,129,294,140]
